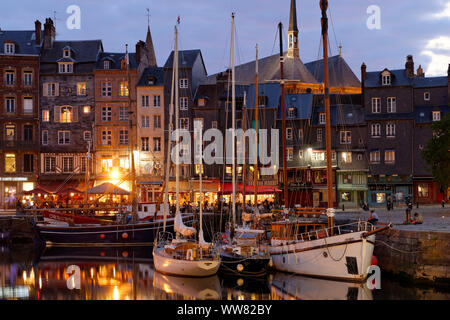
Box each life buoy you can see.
[186,248,194,261]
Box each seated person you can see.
[411,213,423,225]
[368,210,379,225]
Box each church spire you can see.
[287,0,299,59]
[145,9,157,67]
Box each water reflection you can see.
[1,244,449,300]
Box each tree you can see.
[422,113,450,193]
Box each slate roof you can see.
[163,49,204,69]
[412,76,448,88]
[203,54,318,85]
[305,55,361,88]
[415,106,450,124]
[312,104,365,126]
[0,30,43,55]
[40,40,103,63]
[246,83,281,110]
[365,69,447,88]
[194,84,220,108]
[97,52,138,70]
[284,94,314,119]
[137,67,164,86]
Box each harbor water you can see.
[1,243,449,300]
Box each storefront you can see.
[219,182,281,204]
[413,178,444,204]
[138,181,163,203]
[368,175,412,207]
[337,171,368,208]
[0,177,36,209]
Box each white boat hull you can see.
[153,247,220,277]
[270,231,375,282]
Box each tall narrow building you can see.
[287,0,299,59]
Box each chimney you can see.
[405,55,414,77]
[448,63,450,80]
[135,40,145,63]
[43,18,55,49]
[416,65,424,77]
[34,20,41,46]
[361,63,366,108]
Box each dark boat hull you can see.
[34,216,194,246]
[219,252,270,277]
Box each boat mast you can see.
[254,44,259,212]
[231,13,236,227]
[242,90,247,210]
[174,26,180,220]
[84,140,91,206]
[320,0,335,234]
[278,22,288,209]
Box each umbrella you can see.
[23,187,52,195]
[88,182,130,195]
[56,187,83,196]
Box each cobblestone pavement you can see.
[334,205,450,233]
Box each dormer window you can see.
[424,92,430,101]
[382,74,391,86]
[63,49,71,58]
[4,43,15,54]
[147,77,155,85]
[104,60,110,70]
[59,62,73,74]
[198,98,206,107]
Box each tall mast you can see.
[84,140,90,205]
[242,91,247,210]
[279,22,288,209]
[320,0,335,234]
[175,26,180,218]
[231,13,236,227]
[254,44,259,211]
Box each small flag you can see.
[177,16,180,24]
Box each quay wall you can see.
[0,217,36,242]
[374,228,450,286]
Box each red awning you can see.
[218,183,281,195]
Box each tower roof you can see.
[146,25,157,67]
[289,0,298,32]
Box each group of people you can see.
[368,209,423,225]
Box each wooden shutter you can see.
[54,106,60,123]
[72,106,78,122]
[43,83,48,97]
[55,83,59,96]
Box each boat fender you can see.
[99,234,105,239]
[186,248,194,261]
[122,232,129,239]
[371,255,378,266]
[237,264,244,272]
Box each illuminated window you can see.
[195,164,204,174]
[370,150,380,163]
[77,82,86,96]
[417,184,429,198]
[287,148,293,161]
[119,81,129,97]
[153,137,161,152]
[42,110,49,121]
[340,131,351,144]
[385,150,395,164]
[83,106,91,114]
[119,156,129,171]
[5,154,16,173]
[60,106,73,123]
[342,152,352,163]
[101,158,113,173]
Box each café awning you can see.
[218,183,281,195]
[88,182,130,195]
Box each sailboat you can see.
[218,14,271,277]
[152,24,221,277]
[268,0,390,282]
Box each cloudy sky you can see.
[2,0,449,77]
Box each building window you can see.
[119,81,129,96]
[371,123,381,137]
[63,157,74,173]
[386,123,396,137]
[286,127,293,140]
[287,148,293,161]
[119,106,129,121]
[298,150,304,159]
[342,152,352,163]
[59,63,73,73]
[298,129,303,142]
[83,106,91,114]
[42,110,50,122]
[83,131,92,141]
[153,95,161,107]
[5,154,16,173]
[80,157,87,173]
[119,157,129,171]
[142,116,150,128]
[77,82,86,96]
[102,82,112,97]
[180,118,189,130]
[5,125,15,141]
[417,183,429,198]
[44,156,56,173]
[180,78,188,89]
[198,98,206,107]
[102,107,112,121]
[24,125,33,142]
[101,130,112,146]
[101,158,113,173]
[58,131,70,144]
[4,43,15,54]
[424,92,430,101]
[370,150,380,163]
[42,130,48,145]
[141,137,149,151]
[357,154,363,161]
[46,83,58,96]
[5,97,15,113]
[119,129,129,145]
[142,95,149,107]
[23,97,33,114]
[432,111,441,122]
[5,70,15,85]
[340,131,351,144]
[288,108,296,118]
[103,60,110,69]
[60,106,73,123]
[180,97,188,110]
[319,113,326,124]
[317,128,323,142]
[24,154,34,173]
[387,97,396,113]
[212,121,218,129]
[154,137,161,152]
[385,150,395,164]
[372,98,381,113]
[23,71,33,86]
[154,115,161,129]
[63,49,71,57]
[382,74,391,86]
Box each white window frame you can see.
[103,60,110,70]
[142,95,149,108]
[5,97,15,113]
[102,82,112,97]
[432,111,441,122]
[424,92,430,101]
[179,78,188,89]
[153,137,162,152]
[59,63,73,74]
[42,110,50,122]
[153,95,161,107]
[386,123,396,137]
[371,123,381,137]
[142,116,150,128]
[319,113,326,124]
[4,43,15,54]
[58,131,70,145]
[287,148,294,161]
[42,130,49,146]
[141,137,149,151]
[370,150,380,163]
[387,97,396,113]
[83,131,92,141]
[154,115,161,129]
[382,74,391,86]
[23,71,33,86]
[102,107,112,122]
[372,98,381,113]
[317,128,323,142]
[101,130,112,146]
[119,106,129,121]
[385,150,395,164]
[286,127,293,140]
[340,131,351,144]
[23,97,33,114]
[5,70,15,86]
[180,97,188,110]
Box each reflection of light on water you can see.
[113,286,120,300]
[39,276,42,289]
[163,283,172,294]
[71,276,75,289]
[90,268,94,279]
[238,294,245,300]
[23,271,27,282]
[113,266,116,278]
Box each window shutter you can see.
[73,106,79,122]
[55,83,60,96]
[54,106,61,123]
[43,83,48,97]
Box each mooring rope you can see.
[375,240,425,254]
[324,237,349,262]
